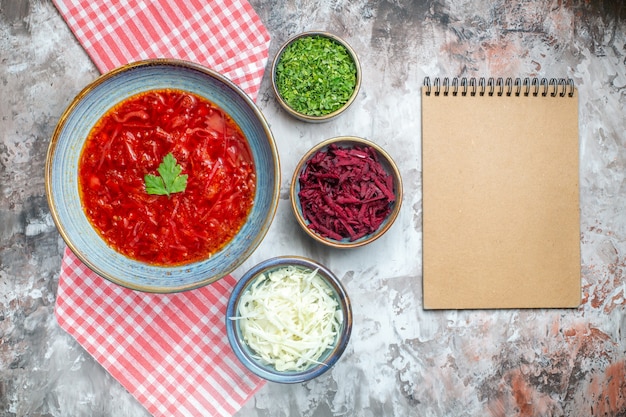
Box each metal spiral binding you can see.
[423,77,575,97]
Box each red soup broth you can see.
[78,89,256,266]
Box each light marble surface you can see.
[2,1,625,416]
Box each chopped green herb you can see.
[144,152,188,196]
[275,35,357,116]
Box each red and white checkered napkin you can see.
[56,249,265,417]
[52,0,271,100]
[52,0,271,415]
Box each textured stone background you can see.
[1,1,625,416]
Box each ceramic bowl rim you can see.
[270,31,362,123]
[225,255,353,383]
[290,136,403,248]
[45,58,281,293]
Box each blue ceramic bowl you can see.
[45,59,280,293]
[290,136,402,248]
[226,256,352,383]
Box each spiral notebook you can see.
[421,77,581,309]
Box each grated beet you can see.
[298,143,396,242]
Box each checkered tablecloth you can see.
[52,1,271,415]
[56,249,264,417]
[53,0,270,100]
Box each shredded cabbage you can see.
[231,265,343,372]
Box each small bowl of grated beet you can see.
[290,136,403,248]
[271,31,361,123]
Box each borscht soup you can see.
[78,89,256,266]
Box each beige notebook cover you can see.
[421,77,581,309]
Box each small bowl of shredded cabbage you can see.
[226,256,352,383]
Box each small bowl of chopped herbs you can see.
[291,136,403,248]
[226,256,352,383]
[271,31,361,122]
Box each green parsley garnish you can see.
[144,152,188,196]
[275,35,357,116]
